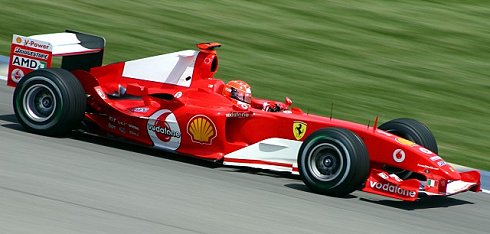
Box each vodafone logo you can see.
[392,149,405,163]
[369,181,417,198]
[147,109,181,150]
[148,114,180,142]
[10,68,24,83]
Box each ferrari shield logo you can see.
[293,121,307,140]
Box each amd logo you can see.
[12,55,46,69]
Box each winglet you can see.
[197,42,221,52]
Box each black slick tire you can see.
[13,68,86,136]
[298,128,370,196]
[379,118,438,154]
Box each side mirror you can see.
[284,97,292,109]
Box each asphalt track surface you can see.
[0,85,489,234]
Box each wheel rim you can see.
[308,143,344,181]
[23,84,57,122]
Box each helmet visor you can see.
[231,88,251,104]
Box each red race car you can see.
[6,30,481,201]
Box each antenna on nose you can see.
[329,103,334,120]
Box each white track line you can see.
[0,76,6,81]
[483,189,490,194]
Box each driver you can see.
[222,80,288,112]
[222,80,252,105]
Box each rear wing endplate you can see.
[7,30,105,87]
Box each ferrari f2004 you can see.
[6,30,481,201]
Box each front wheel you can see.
[13,68,86,136]
[297,128,370,196]
[379,118,438,179]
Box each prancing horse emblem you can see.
[293,121,307,140]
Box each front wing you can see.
[362,169,481,201]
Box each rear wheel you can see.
[298,128,369,196]
[379,118,438,178]
[13,68,86,136]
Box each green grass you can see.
[1,0,489,170]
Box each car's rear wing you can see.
[7,30,105,87]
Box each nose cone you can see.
[440,164,461,180]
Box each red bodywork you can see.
[7,33,481,201]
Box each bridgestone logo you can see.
[369,181,416,198]
[147,125,181,138]
[14,47,49,60]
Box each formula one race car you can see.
[6,30,481,201]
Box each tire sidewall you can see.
[14,75,65,130]
[298,128,370,196]
[299,134,352,191]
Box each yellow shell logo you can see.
[187,115,217,144]
[396,137,416,147]
[16,37,22,43]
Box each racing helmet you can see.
[222,80,252,104]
